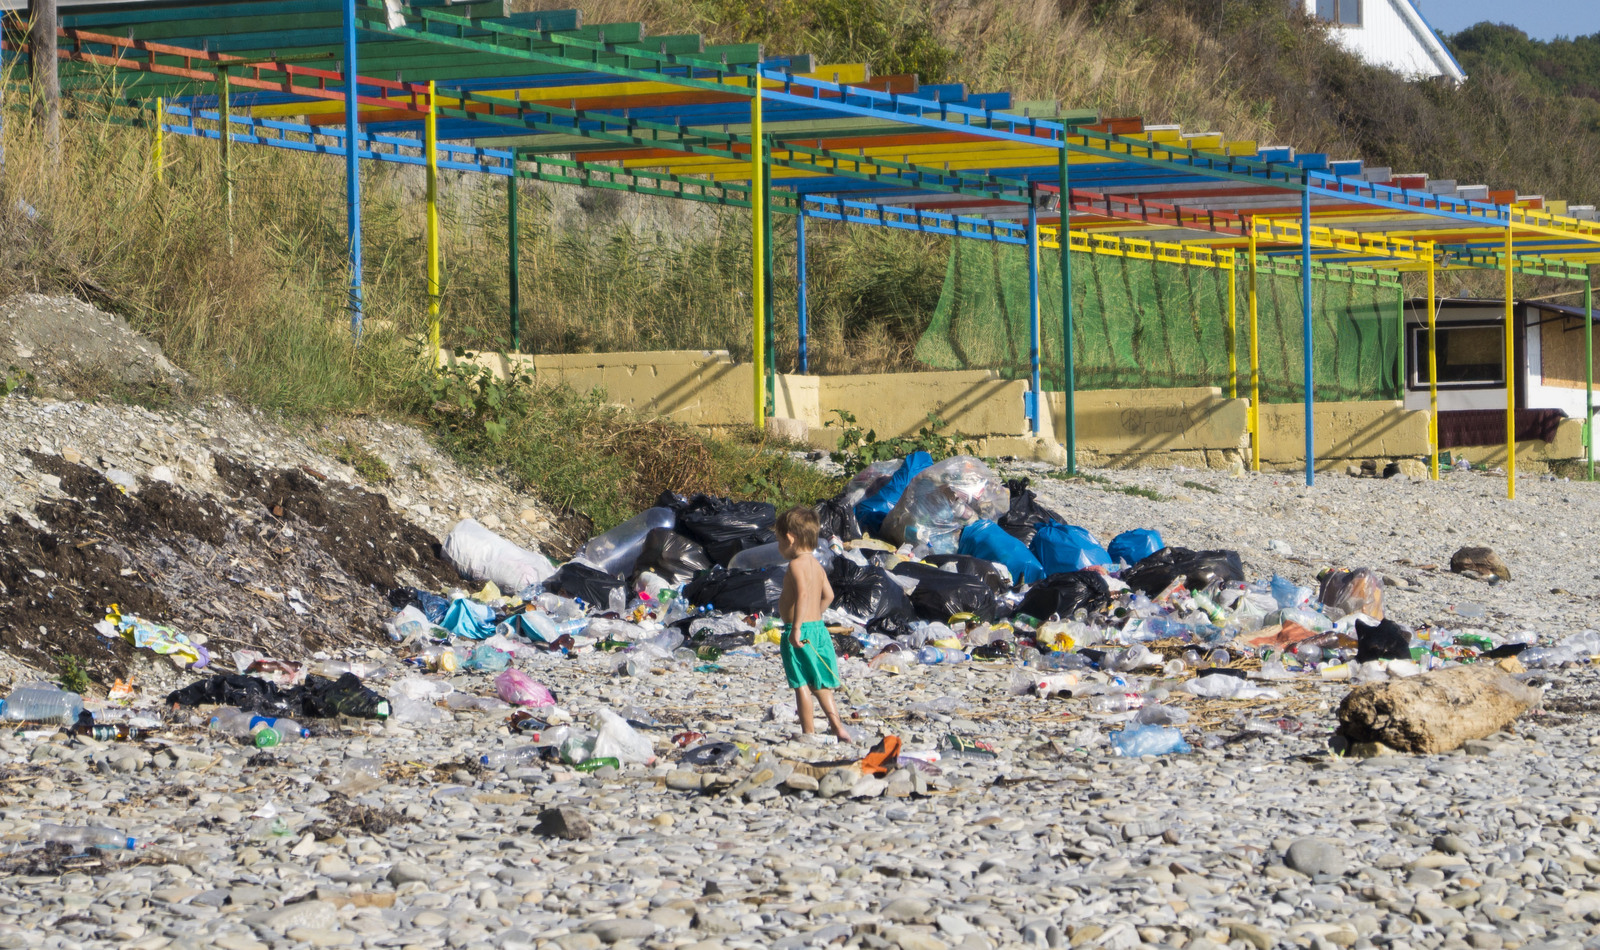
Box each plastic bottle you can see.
[572,756,621,773]
[1040,652,1089,672]
[1132,704,1190,726]
[1087,693,1145,714]
[37,824,136,851]
[75,721,148,742]
[917,646,970,665]
[1,685,84,725]
[480,745,546,770]
[1033,673,1079,698]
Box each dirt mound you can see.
[0,293,190,400]
[0,452,458,688]
[214,456,457,591]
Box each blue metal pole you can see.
[343,0,363,340]
[796,208,809,373]
[1301,181,1314,486]
[1027,186,1042,435]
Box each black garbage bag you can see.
[678,498,778,566]
[816,496,862,543]
[166,673,390,720]
[893,562,1001,621]
[924,554,1009,592]
[545,561,628,607]
[1483,642,1529,659]
[1120,546,1246,596]
[683,566,785,614]
[166,674,296,717]
[656,490,691,513]
[1015,570,1111,620]
[635,528,712,585]
[1354,618,1413,663]
[828,559,914,626]
[999,477,1066,546]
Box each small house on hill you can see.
[1299,0,1467,82]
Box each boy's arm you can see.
[820,567,834,610]
[788,567,815,647]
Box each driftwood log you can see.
[1336,665,1540,754]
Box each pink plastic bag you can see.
[495,669,555,707]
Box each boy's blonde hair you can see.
[776,505,821,550]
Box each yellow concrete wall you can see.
[1452,418,1588,472]
[1257,401,1431,466]
[1045,388,1249,457]
[817,371,1029,440]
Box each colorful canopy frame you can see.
[4,0,1599,495]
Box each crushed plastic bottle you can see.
[1088,692,1145,714]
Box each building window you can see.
[1411,324,1506,388]
[1315,0,1361,26]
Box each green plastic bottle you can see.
[573,757,620,773]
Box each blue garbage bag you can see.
[854,451,933,536]
[957,519,1045,585]
[441,598,497,640]
[1108,529,1164,567]
[1030,522,1112,575]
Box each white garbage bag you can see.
[442,518,556,591]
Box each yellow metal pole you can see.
[153,96,165,184]
[425,81,441,370]
[1504,229,1516,499]
[1227,252,1238,400]
[1427,246,1438,480]
[750,73,766,428]
[1248,227,1261,472]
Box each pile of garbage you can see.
[5,452,1575,768]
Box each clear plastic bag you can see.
[589,709,656,765]
[880,456,1008,554]
[574,507,676,576]
[442,518,556,591]
[1320,567,1384,621]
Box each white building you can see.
[1301,0,1467,83]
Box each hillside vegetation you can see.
[2,1,1598,525]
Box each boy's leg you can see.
[794,687,816,734]
[813,688,853,742]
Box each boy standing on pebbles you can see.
[776,506,853,742]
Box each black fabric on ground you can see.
[1354,618,1413,663]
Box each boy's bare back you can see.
[779,553,833,626]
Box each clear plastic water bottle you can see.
[917,647,970,665]
[1,685,84,725]
[37,824,136,851]
[1088,693,1145,714]
[480,745,545,770]
[1109,725,1190,756]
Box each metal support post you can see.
[1301,185,1314,487]
[425,80,440,367]
[749,74,765,427]
[1249,226,1260,472]
[1060,139,1076,472]
[343,0,364,340]
[796,209,809,374]
[1026,185,1042,436]
[1504,230,1516,499]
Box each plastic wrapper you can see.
[590,709,656,765]
[1110,725,1191,756]
[634,529,712,585]
[97,607,209,671]
[574,507,676,576]
[232,650,305,688]
[442,518,556,592]
[855,451,932,535]
[815,497,862,542]
[677,497,778,566]
[544,562,628,608]
[462,643,513,672]
[1108,529,1164,567]
[1320,567,1385,620]
[494,669,556,707]
[1120,547,1245,596]
[997,478,1066,547]
[880,456,1008,554]
[1015,570,1111,621]
[894,562,1002,621]
[683,566,785,615]
[1179,673,1281,700]
[958,519,1044,585]
[829,559,915,626]
[924,553,1010,592]
[1031,523,1112,574]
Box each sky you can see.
[1416,1,1600,41]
